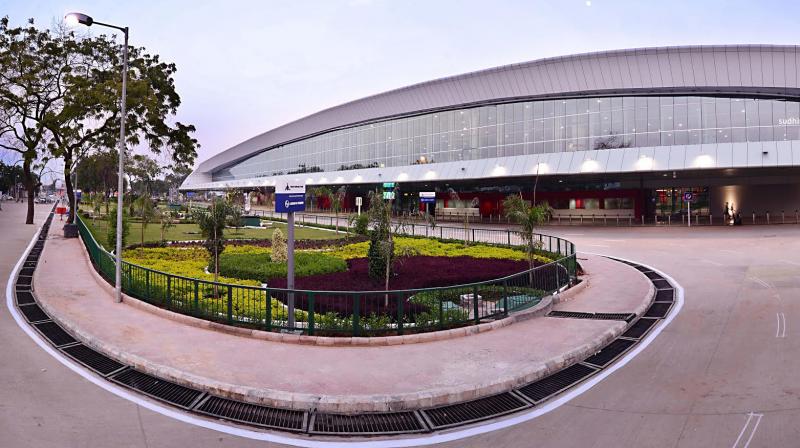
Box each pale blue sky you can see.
[4,0,799,167]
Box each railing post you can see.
[307,292,315,336]
[353,293,361,337]
[166,276,171,310]
[227,285,233,324]
[193,280,199,313]
[145,270,151,301]
[265,289,272,331]
[438,292,444,330]
[396,293,404,335]
[507,230,511,246]
[556,261,561,291]
[503,280,508,316]
[473,285,480,324]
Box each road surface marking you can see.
[751,277,772,289]
[5,228,684,448]
[585,244,610,248]
[601,239,626,242]
[700,259,723,266]
[732,412,763,448]
[720,249,739,255]
[776,313,786,338]
[781,259,800,266]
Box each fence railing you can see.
[77,214,577,337]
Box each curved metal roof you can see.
[186,45,800,187]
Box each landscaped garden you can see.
[77,193,575,336]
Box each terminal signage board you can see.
[382,182,395,189]
[683,191,694,202]
[275,180,306,213]
[419,191,436,203]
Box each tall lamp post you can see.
[66,12,129,303]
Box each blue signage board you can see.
[186,191,196,198]
[683,191,694,202]
[276,193,306,213]
[420,197,435,203]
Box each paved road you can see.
[3,201,800,447]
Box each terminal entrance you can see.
[654,187,710,223]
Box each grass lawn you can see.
[80,213,343,248]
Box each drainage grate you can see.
[621,318,658,339]
[20,267,35,276]
[548,311,634,322]
[651,279,670,289]
[655,288,674,302]
[583,338,636,367]
[644,271,664,281]
[644,302,672,318]
[23,261,37,269]
[18,303,49,323]
[15,290,35,305]
[516,363,597,403]
[62,344,125,376]
[634,266,652,272]
[16,275,33,286]
[34,321,77,347]
[422,392,528,430]
[197,395,307,432]
[311,411,425,435]
[110,368,203,409]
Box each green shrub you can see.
[218,251,347,282]
[351,213,369,236]
[327,237,553,263]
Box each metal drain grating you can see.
[15,290,35,305]
[655,288,674,302]
[644,271,664,281]
[62,344,126,376]
[197,396,307,432]
[634,266,652,272]
[644,302,672,318]
[583,338,636,367]
[516,363,597,403]
[311,411,425,435]
[18,303,49,323]
[20,267,35,276]
[548,311,634,322]
[422,392,529,430]
[621,318,658,339]
[34,321,77,347]
[110,368,203,408]
[651,279,670,289]
[16,275,33,286]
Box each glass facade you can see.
[213,96,800,182]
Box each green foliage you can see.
[503,194,552,270]
[134,195,157,246]
[191,198,235,279]
[366,189,393,284]
[271,227,287,263]
[349,213,369,236]
[218,251,347,283]
[106,206,130,250]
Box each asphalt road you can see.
[3,202,799,447]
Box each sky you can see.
[4,0,800,170]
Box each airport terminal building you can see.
[181,45,800,222]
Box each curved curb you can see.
[8,222,683,447]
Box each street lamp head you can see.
[65,12,93,27]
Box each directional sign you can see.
[419,191,436,204]
[683,191,694,202]
[275,179,306,213]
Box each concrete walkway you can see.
[32,221,651,413]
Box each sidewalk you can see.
[32,223,652,413]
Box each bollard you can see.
[641,215,645,225]
[682,214,685,225]
[752,212,756,224]
[782,210,785,224]
[710,214,713,226]
[767,211,770,225]
[668,215,671,226]
[696,214,699,225]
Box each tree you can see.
[0,18,67,224]
[447,188,479,245]
[157,208,174,245]
[134,194,156,246]
[502,194,551,278]
[0,160,23,194]
[191,198,234,290]
[126,154,161,197]
[366,189,394,292]
[44,24,198,224]
[107,205,130,250]
[271,227,287,263]
[76,150,119,211]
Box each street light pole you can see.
[66,12,129,303]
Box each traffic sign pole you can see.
[287,211,295,327]
[275,179,306,331]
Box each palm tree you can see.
[503,194,551,277]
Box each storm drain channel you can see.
[14,213,678,437]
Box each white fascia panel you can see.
[596,149,611,173]
[635,146,656,172]
[569,150,589,173]
[776,140,794,166]
[620,147,641,172]
[669,145,687,170]
[605,148,625,172]
[652,146,671,171]
[758,141,779,167]
[556,152,575,174]
[731,142,749,167]
[716,143,734,168]
[746,141,766,167]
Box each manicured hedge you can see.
[218,251,347,282]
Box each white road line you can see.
[719,249,740,255]
[601,239,626,242]
[776,313,787,339]
[700,259,724,266]
[585,244,610,248]
[751,277,772,289]
[732,412,763,448]
[5,227,685,448]
[781,259,800,266]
